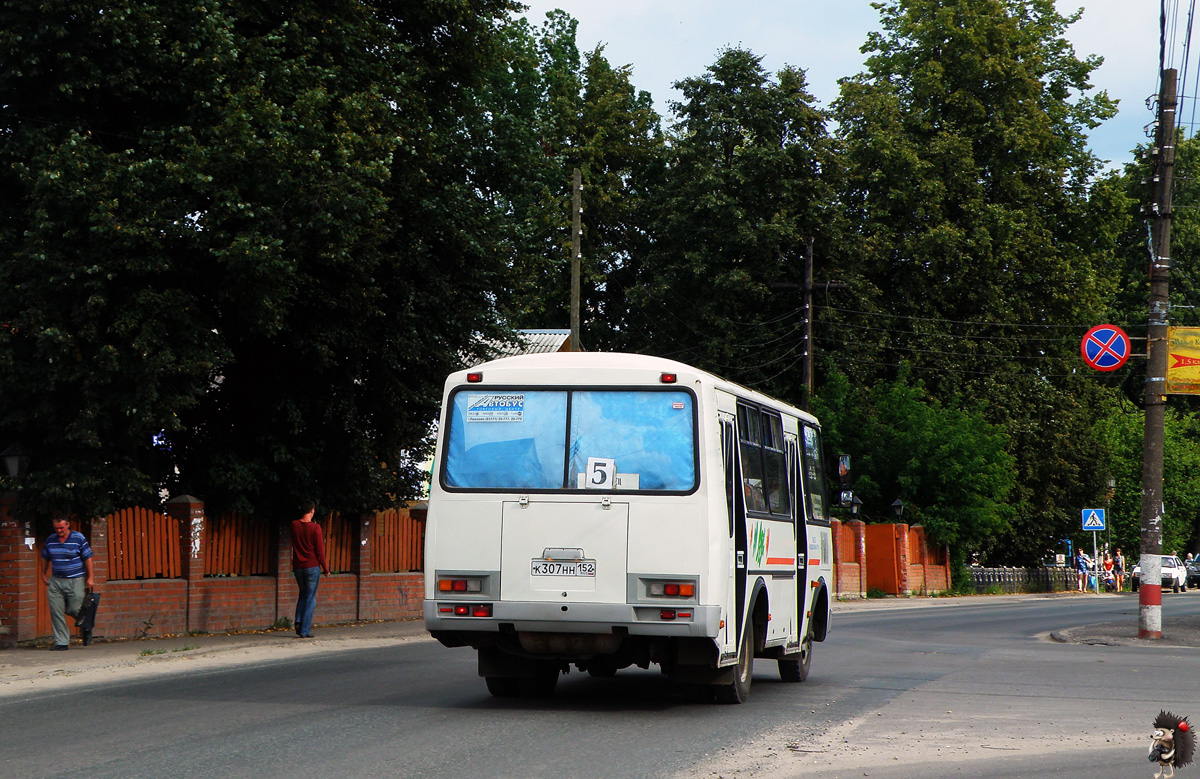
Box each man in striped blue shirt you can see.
[40,517,94,650]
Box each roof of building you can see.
[492,329,571,357]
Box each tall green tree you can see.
[623,48,834,402]
[0,0,522,518]
[826,0,1124,563]
[487,11,665,345]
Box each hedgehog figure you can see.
[1150,710,1195,778]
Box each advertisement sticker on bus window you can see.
[465,393,525,422]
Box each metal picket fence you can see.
[967,566,1075,593]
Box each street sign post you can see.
[1083,509,1106,594]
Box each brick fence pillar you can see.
[848,519,867,598]
[354,512,373,621]
[829,518,842,597]
[167,495,205,633]
[0,495,39,643]
[87,514,109,587]
[896,523,911,595]
[275,517,292,624]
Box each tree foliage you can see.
[618,48,834,401]
[814,369,1015,555]
[0,0,522,518]
[826,0,1123,562]
[486,12,665,348]
[0,0,1172,571]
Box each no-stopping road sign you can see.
[1081,324,1131,372]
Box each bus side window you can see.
[802,425,828,522]
[762,412,789,517]
[737,405,768,513]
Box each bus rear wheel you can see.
[715,618,753,704]
[485,676,521,697]
[778,628,812,683]
[520,663,559,697]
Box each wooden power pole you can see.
[570,167,583,352]
[1139,68,1177,639]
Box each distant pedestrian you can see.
[1075,549,1090,591]
[1114,548,1126,592]
[40,517,94,650]
[290,499,329,638]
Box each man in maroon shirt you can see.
[290,499,330,638]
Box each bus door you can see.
[720,414,741,657]
[499,498,629,604]
[789,437,809,648]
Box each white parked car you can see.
[1132,555,1188,593]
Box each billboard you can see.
[1168,327,1200,395]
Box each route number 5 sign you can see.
[585,457,615,489]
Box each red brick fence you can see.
[0,494,425,644]
[0,493,946,643]
[829,519,951,598]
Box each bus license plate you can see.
[531,559,596,577]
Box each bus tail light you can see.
[448,603,493,617]
[467,372,483,382]
[648,581,695,597]
[660,372,677,383]
[438,577,482,593]
[660,609,676,620]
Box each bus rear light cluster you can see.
[438,577,482,593]
[648,581,695,597]
[659,609,693,620]
[439,603,493,617]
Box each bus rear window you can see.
[442,388,697,492]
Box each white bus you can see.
[423,352,833,703]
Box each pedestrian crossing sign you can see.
[1081,509,1106,531]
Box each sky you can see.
[518,1,1164,171]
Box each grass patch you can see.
[173,645,200,652]
[140,648,167,656]
[866,587,888,599]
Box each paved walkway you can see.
[0,618,431,689]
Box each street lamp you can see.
[891,498,905,521]
[850,495,863,517]
[0,444,30,479]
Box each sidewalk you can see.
[832,589,1200,647]
[0,618,431,694]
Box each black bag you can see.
[75,590,101,638]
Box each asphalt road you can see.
[4,593,1199,779]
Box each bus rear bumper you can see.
[424,599,721,639]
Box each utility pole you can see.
[1139,68,1176,639]
[801,237,814,408]
[570,167,583,352]
[771,240,845,411]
